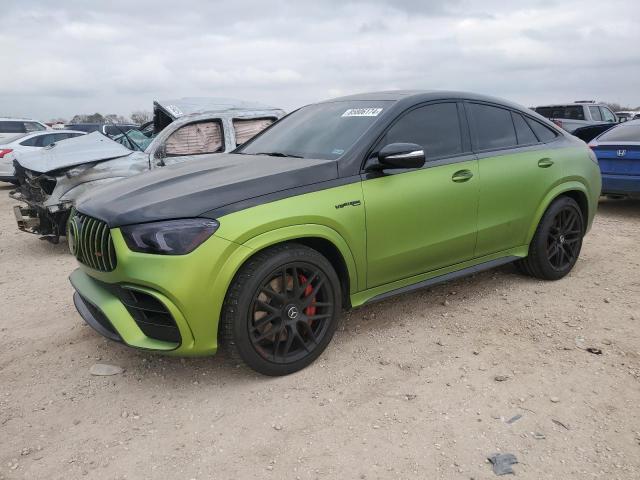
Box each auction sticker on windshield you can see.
[342,108,383,117]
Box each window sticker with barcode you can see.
[341,108,383,117]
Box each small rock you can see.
[602,339,612,346]
[494,375,509,382]
[550,396,560,403]
[89,364,123,376]
[404,394,417,401]
[272,424,283,431]
[604,298,611,304]
[533,432,546,440]
[442,300,450,306]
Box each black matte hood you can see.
[75,154,339,227]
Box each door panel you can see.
[363,156,479,288]
[475,148,558,256]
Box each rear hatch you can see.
[593,145,640,175]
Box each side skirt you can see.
[357,255,521,306]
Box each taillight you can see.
[0,149,13,158]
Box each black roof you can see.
[320,90,531,112]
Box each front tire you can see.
[517,196,584,280]
[220,243,341,376]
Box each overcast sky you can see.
[2,0,639,121]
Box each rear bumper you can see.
[601,173,640,195]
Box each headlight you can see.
[121,218,220,255]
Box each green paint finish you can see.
[215,182,367,292]
[71,144,601,356]
[362,158,479,288]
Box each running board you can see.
[364,256,520,305]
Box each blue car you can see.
[589,119,640,197]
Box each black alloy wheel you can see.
[220,243,341,376]
[546,206,582,270]
[517,196,584,280]
[249,262,335,364]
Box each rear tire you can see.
[220,243,341,376]
[517,196,584,280]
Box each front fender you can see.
[222,224,361,294]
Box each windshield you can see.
[598,124,640,143]
[238,100,392,160]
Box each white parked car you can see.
[0,130,86,183]
[0,118,50,143]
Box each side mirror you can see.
[377,143,425,169]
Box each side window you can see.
[512,112,538,145]
[164,121,223,156]
[233,118,275,146]
[468,103,517,150]
[37,134,58,146]
[24,122,46,132]
[53,133,71,142]
[589,106,603,121]
[380,103,463,159]
[0,121,26,134]
[600,107,616,123]
[525,117,559,142]
[19,136,40,146]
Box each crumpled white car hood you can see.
[15,131,133,173]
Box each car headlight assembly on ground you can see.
[68,90,602,376]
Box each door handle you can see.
[452,169,474,182]
[538,157,554,168]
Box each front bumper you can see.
[69,229,253,356]
[601,173,640,195]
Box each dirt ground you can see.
[0,183,639,480]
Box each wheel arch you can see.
[526,182,590,244]
[224,224,360,308]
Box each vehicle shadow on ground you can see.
[598,197,640,219]
[86,263,527,386]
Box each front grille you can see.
[68,211,117,272]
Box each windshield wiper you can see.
[254,152,303,158]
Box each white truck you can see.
[533,101,618,133]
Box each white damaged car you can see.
[10,98,284,242]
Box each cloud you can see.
[0,0,639,120]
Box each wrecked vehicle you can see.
[11,98,285,242]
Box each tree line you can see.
[49,111,152,125]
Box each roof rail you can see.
[574,100,596,104]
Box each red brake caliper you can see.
[298,274,317,316]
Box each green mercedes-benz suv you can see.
[69,91,601,375]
